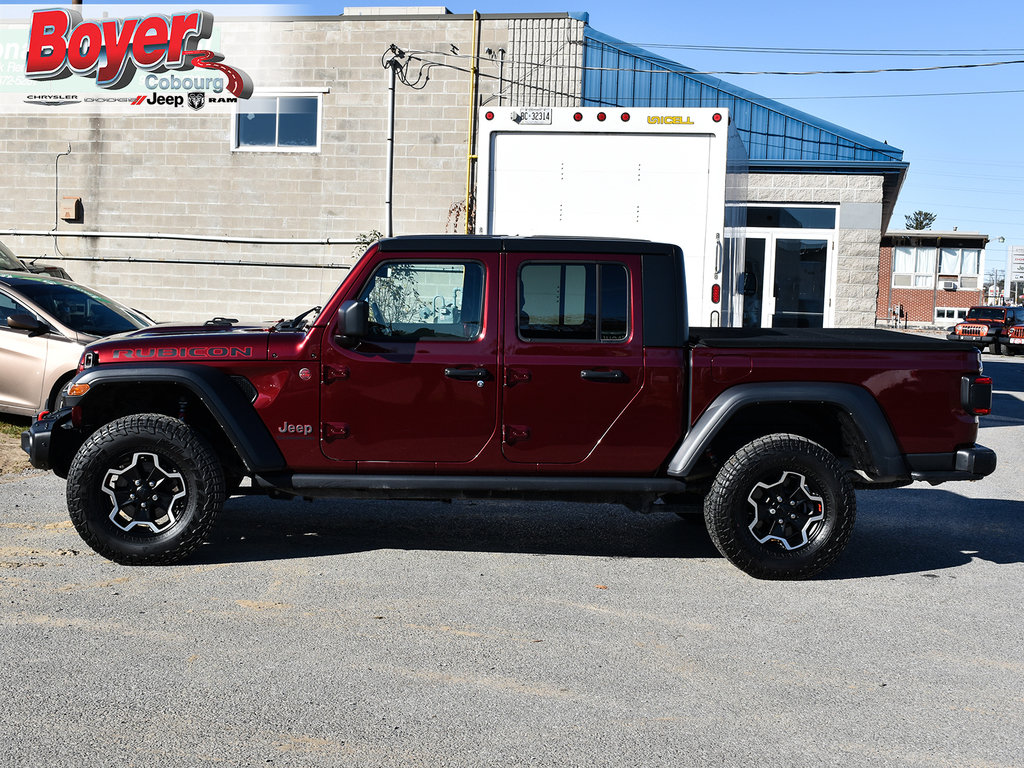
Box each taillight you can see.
[711,284,721,304]
[961,375,992,415]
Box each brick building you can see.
[876,230,988,327]
[0,7,907,326]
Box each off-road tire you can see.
[704,433,856,580]
[66,414,225,565]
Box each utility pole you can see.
[381,45,406,238]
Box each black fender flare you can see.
[666,382,907,482]
[67,364,286,473]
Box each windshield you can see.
[15,281,149,336]
[965,308,1005,322]
[0,242,26,272]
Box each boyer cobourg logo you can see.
[24,7,252,98]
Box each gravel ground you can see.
[0,354,1020,767]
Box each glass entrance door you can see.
[742,234,833,328]
[771,238,828,327]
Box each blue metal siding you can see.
[582,27,904,165]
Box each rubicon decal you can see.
[110,346,254,360]
[25,8,253,98]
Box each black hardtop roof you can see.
[375,234,680,256]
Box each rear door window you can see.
[518,262,628,342]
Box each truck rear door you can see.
[501,251,645,464]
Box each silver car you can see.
[0,240,72,280]
[0,271,151,416]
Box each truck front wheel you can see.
[66,414,225,565]
[704,433,856,580]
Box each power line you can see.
[778,88,1024,100]
[396,45,1024,78]
[633,43,1024,58]
[582,59,1024,76]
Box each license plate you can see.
[1011,338,1023,345]
[514,108,552,125]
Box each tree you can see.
[905,210,937,230]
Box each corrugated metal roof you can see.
[582,26,904,166]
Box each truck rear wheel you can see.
[704,433,856,580]
[66,414,225,565]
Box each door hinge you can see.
[323,364,350,384]
[504,367,531,387]
[322,422,350,441]
[502,425,530,445]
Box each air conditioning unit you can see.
[942,280,958,291]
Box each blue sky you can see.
[13,1,1024,277]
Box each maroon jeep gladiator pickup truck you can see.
[22,236,995,579]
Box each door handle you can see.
[580,369,627,383]
[445,367,491,382]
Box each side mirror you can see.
[336,300,368,345]
[6,313,50,336]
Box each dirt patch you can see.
[0,433,35,479]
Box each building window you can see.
[894,245,982,290]
[892,246,936,288]
[743,206,837,229]
[234,94,321,151]
[936,307,969,323]
[938,247,982,290]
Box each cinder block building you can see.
[876,230,988,327]
[0,6,907,326]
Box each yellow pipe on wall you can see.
[464,10,479,235]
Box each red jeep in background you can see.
[22,236,996,579]
[1007,320,1024,351]
[947,305,1024,355]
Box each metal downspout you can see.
[463,10,479,235]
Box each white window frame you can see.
[232,88,327,153]
[892,246,936,289]
[935,306,969,323]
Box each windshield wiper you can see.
[273,306,321,332]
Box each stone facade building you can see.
[0,7,906,326]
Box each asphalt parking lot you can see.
[1,356,1022,768]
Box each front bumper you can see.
[21,408,73,472]
[946,332,994,348]
[906,444,997,484]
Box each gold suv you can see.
[0,271,151,416]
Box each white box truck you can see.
[476,106,747,327]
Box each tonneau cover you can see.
[690,327,977,351]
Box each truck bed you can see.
[689,327,976,352]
